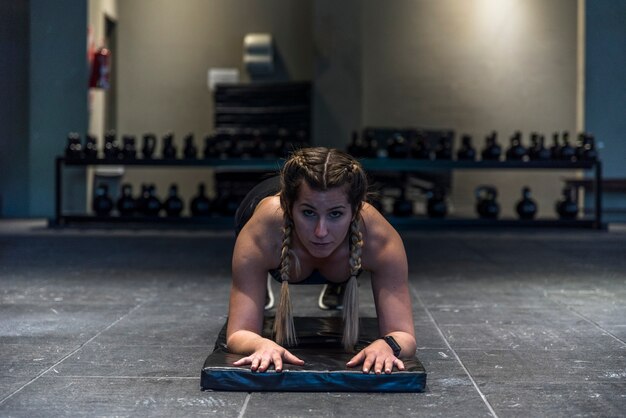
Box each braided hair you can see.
[274,147,368,351]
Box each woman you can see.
[227,147,416,374]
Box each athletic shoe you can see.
[318,283,345,310]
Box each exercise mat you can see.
[201,316,427,392]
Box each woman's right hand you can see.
[232,338,305,372]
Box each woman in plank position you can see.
[227,147,415,374]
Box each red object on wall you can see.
[89,47,111,89]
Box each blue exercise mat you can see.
[201,316,427,392]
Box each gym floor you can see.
[0,220,625,417]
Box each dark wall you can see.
[0,1,30,217]
[586,0,626,178]
[29,0,88,217]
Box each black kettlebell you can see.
[183,133,197,159]
[65,132,83,159]
[550,132,561,160]
[435,135,453,160]
[164,184,184,217]
[475,186,500,219]
[457,135,476,161]
[191,183,212,217]
[84,134,98,160]
[559,131,576,161]
[528,133,551,160]
[142,133,157,159]
[121,135,137,160]
[92,183,113,216]
[203,135,219,159]
[426,188,447,218]
[143,184,162,217]
[506,131,527,161]
[392,188,413,217]
[556,186,578,220]
[516,187,537,220]
[103,130,120,160]
[576,133,598,161]
[162,133,177,159]
[481,131,501,161]
[387,134,411,159]
[116,183,136,217]
[214,191,240,216]
[411,135,431,160]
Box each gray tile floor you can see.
[0,220,625,417]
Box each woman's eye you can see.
[302,209,315,217]
[329,211,343,219]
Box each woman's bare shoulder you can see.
[359,202,403,265]
[234,196,283,263]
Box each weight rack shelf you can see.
[52,157,604,230]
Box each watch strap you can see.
[383,335,401,357]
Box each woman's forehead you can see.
[295,182,350,207]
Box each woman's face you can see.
[291,181,353,259]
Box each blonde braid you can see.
[342,217,362,352]
[274,218,297,346]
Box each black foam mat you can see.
[201,316,427,392]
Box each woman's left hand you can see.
[346,339,405,374]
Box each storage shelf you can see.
[52,156,604,230]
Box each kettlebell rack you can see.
[52,156,603,229]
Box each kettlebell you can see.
[528,133,551,160]
[65,132,83,159]
[435,135,453,160]
[387,134,411,159]
[576,133,598,161]
[84,134,98,160]
[559,131,576,161]
[121,135,137,160]
[556,186,578,220]
[411,135,431,160]
[183,133,197,159]
[426,188,447,218]
[392,188,413,217]
[550,132,561,160]
[506,131,528,161]
[481,131,501,161]
[456,135,476,161]
[142,184,162,217]
[103,130,120,160]
[191,183,212,217]
[162,132,177,159]
[475,186,500,219]
[92,183,113,216]
[203,135,219,159]
[214,191,240,216]
[515,187,538,220]
[164,184,184,217]
[116,183,136,217]
[142,133,157,159]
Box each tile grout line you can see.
[544,293,626,346]
[411,285,499,418]
[237,393,251,418]
[0,300,148,406]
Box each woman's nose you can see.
[314,220,328,237]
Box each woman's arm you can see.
[347,204,416,373]
[226,199,304,372]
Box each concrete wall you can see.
[114,0,314,209]
[0,0,30,217]
[357,0,580,217]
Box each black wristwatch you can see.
[383,335,401,357]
